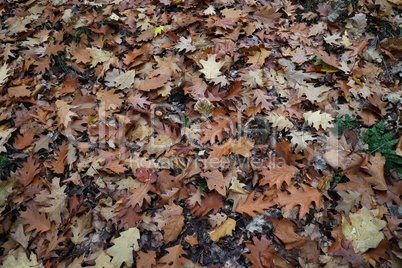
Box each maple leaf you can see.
[202,170,226,196]
[253,6,282,29]
[259,164,298,188]
[106,227,140,267]
[236,191,274,217]
[244,236,276,268]
[199,54,224,79]
[274,184,322,219]
[20,206,51,234]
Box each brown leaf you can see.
[136,251,157,268]
[244,236,275,268]
[259,164,298,188]
[17,155,42,186]
[236,191,274,217]
[362,152,387,191]
[274,184,322,219]
[13,132,36,150]
[270,218,306,250]
[158,244,188,266]
[52,141,68,174]
[189,191,224,216]
[20,206,51,234]
[162,215,185,243]
[202,170,226,196]
[253,6,282,29]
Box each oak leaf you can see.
[17,155,42,186]
[52,141,68,174]
[303,110,334,130]
[55,100,78,127]
[253,6,281,29]
[199,54,224,79]
[202,170,226,196]
[162,215,185,243]
[274,184,322,219]
[0,63,10,85]
[189,191,224,216]
[96,89,124,110]
[209,218,236,242]
[136,251,157,268]
[362,152,387,191]
[231,137,254,157]
[20,206,51,234]
[244,236,276,268]
[115,69,136,89]
[270,218,306,249]
[127,182,153,208]
[158,244,188,267]
[253,89,274,110]
[13,132,36,150]
[106,227,140,268]
[259,164,298,188]
[236,191,274,217]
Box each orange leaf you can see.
[236,191,274,217]
[13,132,36,150]
[274,184,322,219]
[244,236,275,268]
[259,164,298,188]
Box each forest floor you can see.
[0,0,402,267]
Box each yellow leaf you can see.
[154,25,165,37]
[209,218,236,242]
[341,207,386,253]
